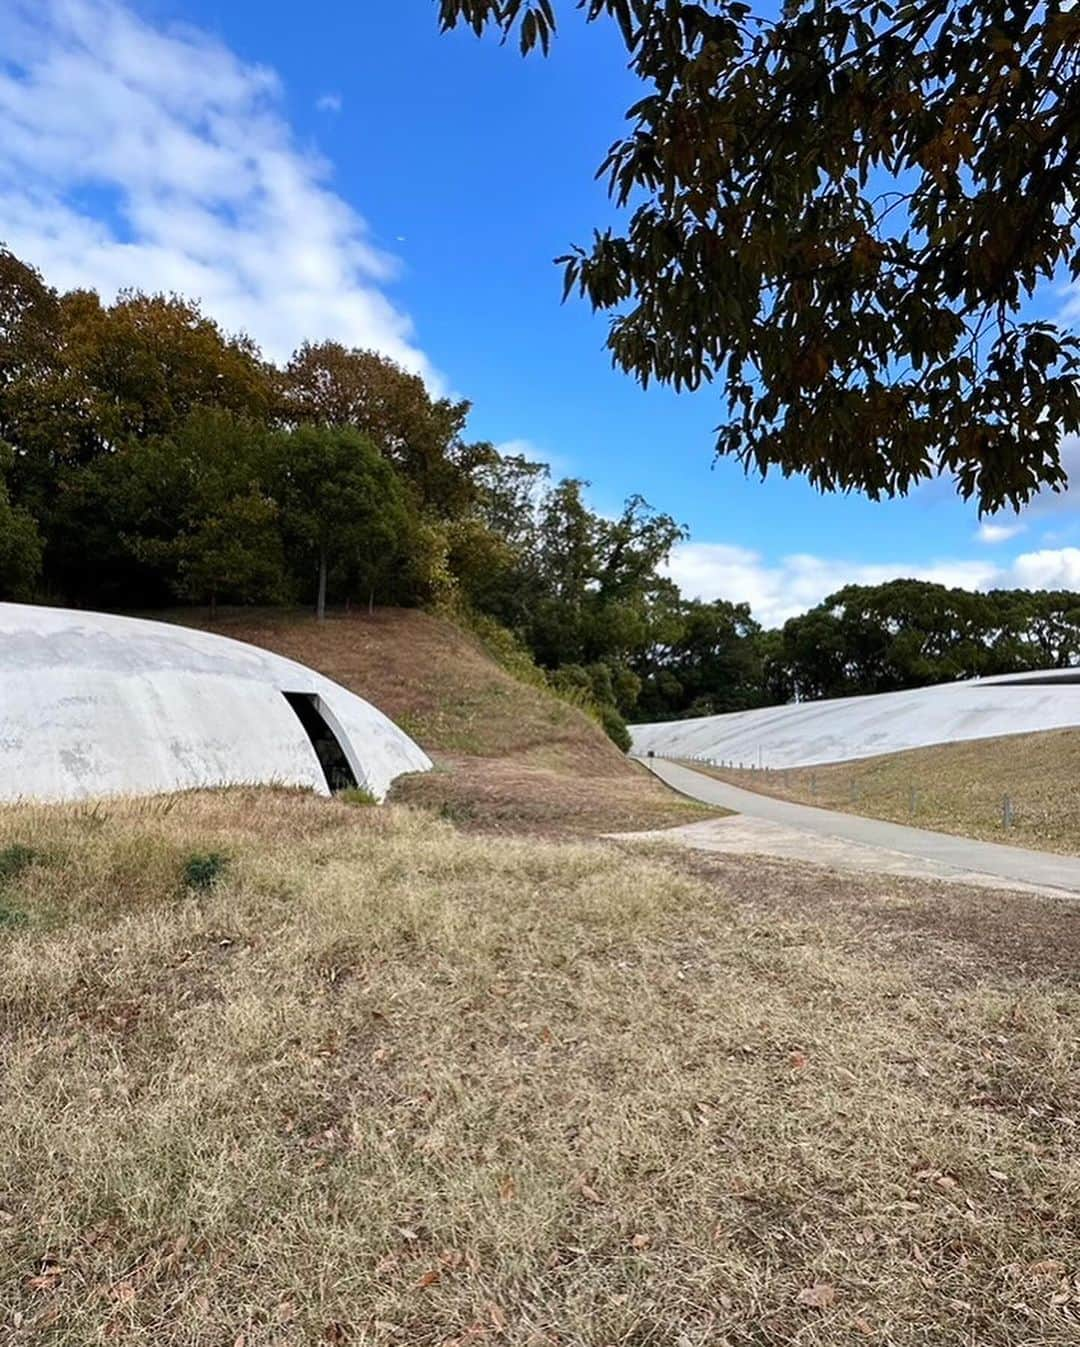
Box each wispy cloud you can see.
[0,0,436,381]
[976,520,1026,544]
[316,92,343,114]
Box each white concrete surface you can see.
[0,603,432,803]
[636,758,1080,898]
[630,668,1080,769]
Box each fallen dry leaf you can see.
[796,1282,837,1310]
[574,1172,603,1204]
[499,1174,516,1202]
[789,1051,808,1070]
[416,1269,441,1289]
[25,1272,62,1293]
[630,1233,651,1250]
[1029,1260,1067,1277]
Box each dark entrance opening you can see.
[283,692,359,792]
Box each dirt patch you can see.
[664,844,1080,987]
[393,752,720,836]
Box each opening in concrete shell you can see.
[283,692,359,792]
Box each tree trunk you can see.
[368,586,375,616]
[316,546,327,621]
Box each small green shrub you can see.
[599,703,632,753]
[183,852,229,892]
[438,798,477,825]
[457,608,551,691]
[0,903,28,931]
[339,787,378,807]
[0,844,42,889]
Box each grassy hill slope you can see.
[172,607,709,834]
[681,726,1080,854]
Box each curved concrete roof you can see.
[630,668,1080,769]
[0,603,431,803]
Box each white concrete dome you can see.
[0,603,432,803]
[631,668,1080,769]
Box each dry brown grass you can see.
[682,726,1080,855]
[4,791,1080,1344]
[164,607,711,836]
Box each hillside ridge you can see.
[168,606,707,834]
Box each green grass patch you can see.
[0,843,43,888]
[183,851,229,892]
[0,844,44,933]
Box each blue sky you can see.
[2,0,1080,624]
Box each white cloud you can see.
[0,0,437,381]
[1009,547,1080,591]
[976,519,1026,544]
[664,542,1049,627]
[316,92,343,113]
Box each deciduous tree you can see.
[439,0,1080,511]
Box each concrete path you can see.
[633,757,1080,898]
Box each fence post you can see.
[1002,794,1013,830]
[850,779,860,804]
[909,784,917,818]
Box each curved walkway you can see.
[635,758,1080,898]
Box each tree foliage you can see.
[439,0,1080,511]
[271,425,412,620]
[771,578,1080,700]
[0,442,42,600]
[282,341,493,516]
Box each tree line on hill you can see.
[1,245,1078,748]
